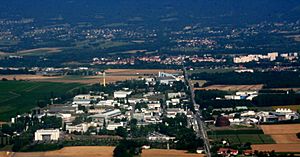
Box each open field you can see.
[0,75,141,85]
[196,84,263,91]
[0,81,81,121]
[271,135,300,144]
[261,124,300,135]
[0,68,181,84]
[105,69,182,75]
[209,134,274,145]
[0,75,61,80]
[0,147,203,157]
[32,75,142,85]
[208,129,275,145]
[142,149,204,157]
[0,48,62,57]
[252,124,300,152]
[189,80,207,88]
[261,124,300,144]
[0,152,10,157]
[252,144,300,153]
[2,146,114,157]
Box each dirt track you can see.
[197,84,263,91]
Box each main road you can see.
[183,67,211,157]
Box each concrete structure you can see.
[34,129,60,141]
[57,113,74,123]
[114,91,132,98]
[147,103,161,111]
[166,108,186,118]
[97,100,115,106]
[48,104,76,114]
[233,53,278,63]
[66,123,90,133]
[157,77,177,85]
[72,94,103,105]
[89,109,122,123]
[167,92,185,99]
[106,122,125,130]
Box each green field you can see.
[208,129,275,145]
[0,81,82,121]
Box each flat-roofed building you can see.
[34,129,60,141]
[114,91,132,98]
[89,109,122,123]
[66,123,90,133]
[106,122,125,130]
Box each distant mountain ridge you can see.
[1,0,300,25]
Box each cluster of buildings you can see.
[11,72,192,143]
[210,106,300,127]
[222,91,258,101]
[91,55,226,66]
[204,90,300,126]
[233,52,299,63]
[233,52,279,63]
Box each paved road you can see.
[183,67,211,157]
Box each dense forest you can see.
[195,90,300,109]
[191,71,300,88]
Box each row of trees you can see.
[253,94,300,106]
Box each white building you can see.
[166,108,187,118]
[224,95,241,100]
[72,94,93,105]
[57,113,74,123]
[241,111,256,117]
[97,100,115,106]
[167,92,185,99]
[157,77,177,85]
[114,91,132,98]
[235,69,254,73]
[275,108,293,113]
[233,53,278,63]
[89,109,122,122]
[267,52,278,61]
[147,103,161,111]
[106,122,125,130]
[66,123,91,133]
[34,129,60,141]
